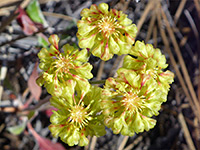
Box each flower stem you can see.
[89,79,106,85]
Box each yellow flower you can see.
[77,3,137,61]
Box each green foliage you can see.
[37,3,174,146]
[38,36,49,48]
[26,0,47,26]
[7,121,26,135]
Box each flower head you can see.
[101,41,174,135]
[49,86,106,146]
[101,77,165,135]
[102,41,174,136]
[122,41,174,94]
[77,3,137,61]
[37,34,93,99]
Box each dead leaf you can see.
[28,62,42,101]
[27,123,66,150]
[16,7,40,35]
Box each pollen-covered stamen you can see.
[146,68,159,79]
[121,93,144,114]
[68,105,91,129]
[52,55,74,74]
[97,16,119,38]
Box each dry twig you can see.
[160,7,200,123]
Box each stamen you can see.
[97,16,119,37]
[69,105,91,129]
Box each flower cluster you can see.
[37,35,106,146]
[101,41,174,135]
[49,86,106,146]
[37,2,174,147]
[77,3,137,61]
[37,34,93,99]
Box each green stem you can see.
[89,79,106,84]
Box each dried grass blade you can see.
[136,0,155,35]
[90,136,97,150]
[184,10,199,39]
[198,60,200,101]
[194,0,200,18]
[96,61,105,80]
[174,0,187,24]
[0,11,19,33]
[145,12,156,42]
[0,0,21,8]
[153,25,157,47]
[42,11,76,21]
[178,112,196,150]
[118,136,129,150]
[157,6,200,123]
[160,7,200,122]
[109,55,124,77]
[124,136,143,150]
[114,55,125,77]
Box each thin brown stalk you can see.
[84,136,91,150]
[21,95,51,112]
[109,55,123,77]
[180,36,188,47]
[153,25,157,47]
[89,60,105,149]
[178,113,196,150]
[194,118,200,140]
[118,136,129,150]
[0,0,30,32]
[0,124,5,133]
[124,136,143,150]
[176,92,197,150]
[198,60,200,101]
[0,6,16,16]
[145,12,156,42]
[20,0,31,9]
[122,0,131,12]
[174,0,187,24]
[114,55,125,77]
[160,7,200,123]
[184,10,199,39]
[194,0,200,18]
[0,0,30,16]
[157,6,200,123]
[136,0,155,35]
[0,11,19,33]
[0,0,21,7]
[0,27,47,47]
[42,11,77,22]
[96,61,105,80]
[90,136,97,150]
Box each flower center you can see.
[121,93,143,114]
[97,16,116,37]
[53,56,73,74]
[69,105,90,128]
